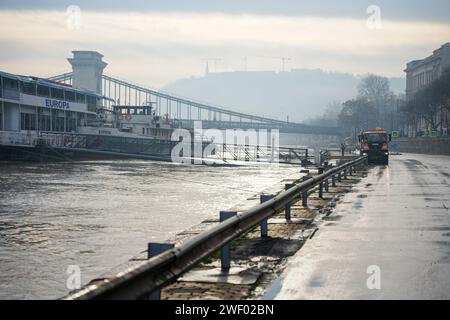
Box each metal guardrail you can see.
[64,155,367,300]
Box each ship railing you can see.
[39,132,87,149]
[0,130,37,147]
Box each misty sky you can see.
[0,0,449,88]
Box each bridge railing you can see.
[63,155,367,300]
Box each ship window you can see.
[51,110,65,132]
[21,81,36,95]
[65,90,76,102]
[20,113,37,131]
[66,113,77,132]
[2,77,20,100]
[50,87,64,99]
[87,95,97,112]
[37,84,50,97]
[3,77,18,90]
[76,93,85,103]
[38,112,51,131]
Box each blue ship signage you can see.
[20,93,92,113]
[45,99,70,110]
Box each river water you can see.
[0,160,298,299]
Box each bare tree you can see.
[357,74,392,103]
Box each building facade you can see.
[404,43,450,136]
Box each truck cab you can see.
[358,129,391,165]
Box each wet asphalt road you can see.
[272,153,450,300]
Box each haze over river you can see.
[0,160,298,299]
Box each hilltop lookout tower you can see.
[68,51,107,95]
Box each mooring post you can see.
[284,184,295,221]
[260,195,274,238]
[147,242,175,300]
[323,163,330,192]
[222,143,226,162]
[302,176,311,207]
[219,211,238,270]
[318,167,324,198]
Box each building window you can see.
[20,81,36,95]
[50,87,64,100]
[37,84,50,97]
[20,113,37,131]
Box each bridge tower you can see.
[67,51,107,95]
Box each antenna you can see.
[204,58,222,72]
[254,55,292,72]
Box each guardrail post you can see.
[147,242,175,300]
[349,166,353,176]
[343,168,347,180]
[284,184,295,220]
[219,211,238,270]
[302,176,311,206]
[318,167,324,198]
[260,195,274,237]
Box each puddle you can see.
[261,277,284,300]
[308,276,324,288]
[352,200,363,209]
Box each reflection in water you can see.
[0,160,297,299]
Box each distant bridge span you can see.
[49,72,343,136]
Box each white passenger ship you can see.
[0,70,180,161]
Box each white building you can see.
[405,43,450,98]
[404,43,450,136]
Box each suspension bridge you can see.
[48,52,342,136]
